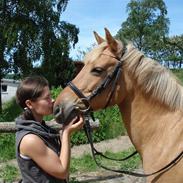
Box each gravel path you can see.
[71,136,132,158]
[72,170,146,183]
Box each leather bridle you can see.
[68,53,124,113]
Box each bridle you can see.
[67,46,183,177]
[68,53,124,113]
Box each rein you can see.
[67,51,183,177]
[84,115,183,177]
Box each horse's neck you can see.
[118,90,183,182]
[118,91,183,155]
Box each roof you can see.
[1,79,20,84]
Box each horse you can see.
[53,28,183,183]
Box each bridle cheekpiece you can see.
[67,46,126,114]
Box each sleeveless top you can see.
[15,117,67,183]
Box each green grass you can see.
[70,147,140,174]
[71,154,97,173]
[0,165,19,182]
[0,148,140,182]
[0,134,16,162]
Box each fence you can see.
[0,119,99,133]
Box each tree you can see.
[0,0,12,112]
[162,35,183,68]
[0,0,79,112]
[40,20,79,87]
[116,0,169,60]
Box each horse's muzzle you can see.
[53,102,79,125]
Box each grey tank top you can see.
[15,117,67,183]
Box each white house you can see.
[1,79,20,103]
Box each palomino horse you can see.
[54,28,183,183]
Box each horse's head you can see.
[54,28,129,124]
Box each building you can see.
[1,79,20,103]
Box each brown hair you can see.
[16,75,49,120]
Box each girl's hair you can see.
[16,75,49,120]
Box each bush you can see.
[51,87,63,100]
[0,98,22,122]
[71,105,126,145]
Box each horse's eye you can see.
[91,67,104,75]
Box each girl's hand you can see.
[63,115,84,135]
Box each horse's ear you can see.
[93,31,105,45]
[105,28,118,53]
[73,61,84,77]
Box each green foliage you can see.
[0,0,79,87]
[94,106,126,140]
[0,165,19,182]
[162,35,183,68]
[71,106,125,145]
[0,99,21,163]
[116,0,169,60]
[0,98,22,122]
[51,87,63,99]
[71,131,88,145]
[0,134,16,162]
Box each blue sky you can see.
[61,0,183,59]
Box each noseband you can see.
[68,54,124,113]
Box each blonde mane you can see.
[123,44,183,110]
[83,40,183,110]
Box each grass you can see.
[0,165,19,182]
[71,154,98,173]
[0,133,16,162]
[0,148,140,182]
[70,147,141,174]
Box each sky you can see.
[61,0,183,59]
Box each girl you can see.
[15,75,83,183]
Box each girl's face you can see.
[27,86,53,121]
